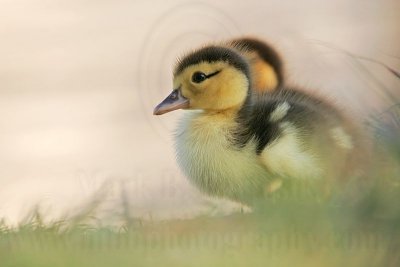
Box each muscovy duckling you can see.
[227,37,284,92]
[153,45,363,205]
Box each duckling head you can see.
[153,46,251,115]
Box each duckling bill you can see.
[153,41,364,205]
[153,89,189,115]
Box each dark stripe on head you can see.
[229,38,284,86]
[174,46,250,79]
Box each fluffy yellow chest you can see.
[174,112,269,203]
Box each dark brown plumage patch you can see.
[174,46,250,79]
[233,87,344,154]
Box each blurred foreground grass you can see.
[1,184,399,267]
[1,168,399,262]
[1,108,399,267]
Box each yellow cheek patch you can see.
[174,62,249,111]
[206,67,248,111]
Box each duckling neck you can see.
[202,103,244,118]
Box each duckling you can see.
[153,44,364,205]
[227,37,284,92]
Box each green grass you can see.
[1,175,399,267]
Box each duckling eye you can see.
[191,72,207,83]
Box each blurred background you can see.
[0,0,399,225]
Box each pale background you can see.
[0,0,399,225]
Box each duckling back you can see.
[235,87,368,182]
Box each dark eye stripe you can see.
[191,70,221,84]
[205,70,221,79]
